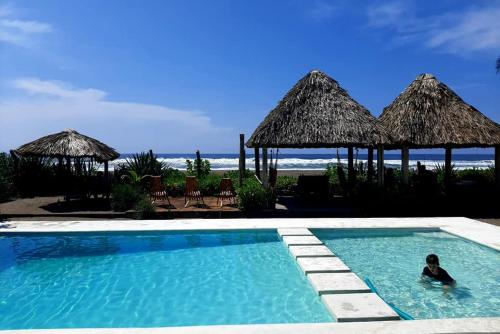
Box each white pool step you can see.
[322,293,400,322]
[307,272,371,295]
[282,235,323,246]
[288,245,336,258]
[278,227,400,323]
[277,228,313,236]
[297,257,350,274]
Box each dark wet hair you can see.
[426,254,439,265]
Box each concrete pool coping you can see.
[1,217,499,333]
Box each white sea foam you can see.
[101,157,494,171]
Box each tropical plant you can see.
[237,177,273,211]
[119,151,169,177]
[275,175,297,195]
[186,158,211,178]
[110,183,144,211]
[134,196,156,219]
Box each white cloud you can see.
[366,1,500,54]
[0,5,53,47]
[0,78,234,152]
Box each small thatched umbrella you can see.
[247,70,390,185]
[13,129,119,178]
[380,73,500,185]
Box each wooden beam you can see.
[239,134,245,187]
[377,145,384,187]
[444,146,452,187]
[495,146,500,190]
[262,148,268,188]
[348,147,354,186]
[367,147,374,182]
[254,147,260,179]
[401,146,409,185]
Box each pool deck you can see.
[1,217,499,333]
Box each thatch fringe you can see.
[13,129,119,161]
[246,70,390,148]
[380,74,500,148]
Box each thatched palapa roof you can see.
[246,70,390,148]
[380,74,500,148]
[13,129,119,161]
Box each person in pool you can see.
[421,254,456,289]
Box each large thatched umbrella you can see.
[380,73,500,186]
[247,70,390,186]
[13,129,119,178]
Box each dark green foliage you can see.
[163,168,186,196]
[12,156,57,197]
[134,197,156,219]
[324,163,340,185]
[0,153,15,202]
[111,184,144,211]
[117,151,170,178]
[237,177,273,211]
[457,167,495,184]
[275,175,297,195]
[186,159,211,177]
[199,174,222,196]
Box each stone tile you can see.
[322,293,400,322]
[307,272,370,295]
[282,235,323,246]
[297,257,350,273]
[277,228,312,236]
[288,245,335,258]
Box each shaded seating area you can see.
[11,129,119,201]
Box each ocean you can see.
[108,153,495,171]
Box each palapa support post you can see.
[367,147,374,182]
[495,146,500,190]
[444,146,452,188]
[262,147,268,188]
[377,145,384,187]
[254,147,260,180]
[238,134,245,187]
[347,146,354,186]
[401,146,409,186]
[104,161,109,181]
[196,150,202,179]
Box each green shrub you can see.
[275,175,297,195]
[116,151,170,179]
[324,163,340,186]
[199,174,222,196]
[186,158,211,177]
[134,196,156,219]
[163,169,186,196]
[237,178,273,211]
[457,167,495,184]
[111,184,144,211]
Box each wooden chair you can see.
[184,176,205,207]
[217,178,236,207]
[149,176,172,207]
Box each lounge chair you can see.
[217,178,236,207]
[149,176,172,207]
[184,176,205,207]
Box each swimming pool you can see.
[0,231,332,329]
[314,229,500,319]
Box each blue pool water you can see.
[0,231,332,329]
[315,229,500,319]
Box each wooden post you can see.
[195,150,202,179]
[377,145,384,187]
[239,134,245,187]
[494,145,500,190]
[104,161,109,180]
[401,146,409,186]
[444,146,452,187]
[254,147,260,180]
[262,148,268,188]
[347,147,354,186]
[367,147,374,182]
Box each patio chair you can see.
[149,176,172,207]
[217,178,236,207]
[184,176,205,208]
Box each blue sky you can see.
[1,0,499,154]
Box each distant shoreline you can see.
[212,169,323,177]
